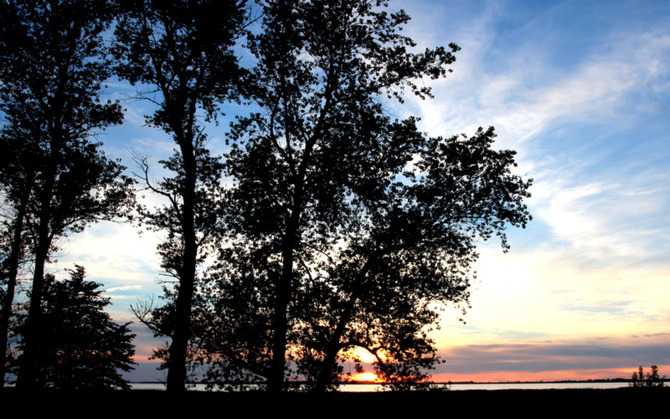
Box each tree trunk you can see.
[16,204,52,388]
[314,299,355,392]
[314,254,379,391]
[268,222,296,393]
[0,178,32,388]
[166,139,198,393]
[16,157,57,389]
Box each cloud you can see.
[532,176,670,266]
[436,334,670,378]
[414,16,670,146]
[106,285,144,293]
[392,3,670,360]
[431,242,670,352]
[49,221,165,320]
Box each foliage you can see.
[1,0,533,392]
[292,126,531,389]
[112,0,249,391]
[631,365,665,388]
[0,0,130,252]
[0,134,34,386]
[196,0,532,392]
[15,266,136,390]
[0,0,135,388]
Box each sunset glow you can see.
[350,372,383,383]
[431,368,647,384]
[347,347,381,364]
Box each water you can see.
[130,381,631,392]
[448,381,629,391]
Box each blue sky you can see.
[50,0,670,382]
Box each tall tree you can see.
[112,0,248,392]
[192,0,533,392]
[0,131,36,387]
[202,0,471,392]
[0,0,134,388]
[15,266,136,390]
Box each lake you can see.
[130,381,632,392]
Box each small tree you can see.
[631,365,664,388]
[15,266,136,390]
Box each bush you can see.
[630,365,664,388]
[16,265,136,389]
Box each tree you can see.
[631,365,665,388]
[195,0,530,392]
[296,126,532,390]
[14,265,136,390]
[112,0,249,392]
[0,0,134,388]
[0,131,36,387]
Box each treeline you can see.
[0,0,532,393]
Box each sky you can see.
[46,0,670,384]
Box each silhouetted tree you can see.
[0,0,134,388]
[15,265,135,390]
[112,0,249,392]
[298,127,532,390]
[631,365,665,388]
[195,0,530,392]
[0,133,35,387]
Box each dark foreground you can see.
[2,387,669,418]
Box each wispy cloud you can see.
[410,10,670,145]
[435,333,670,381]
[52,222,165,307]
[396,0,670,347]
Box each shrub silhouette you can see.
[631,365,664,388]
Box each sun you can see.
[351,372,382,383]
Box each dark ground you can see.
[2,387,669,417]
